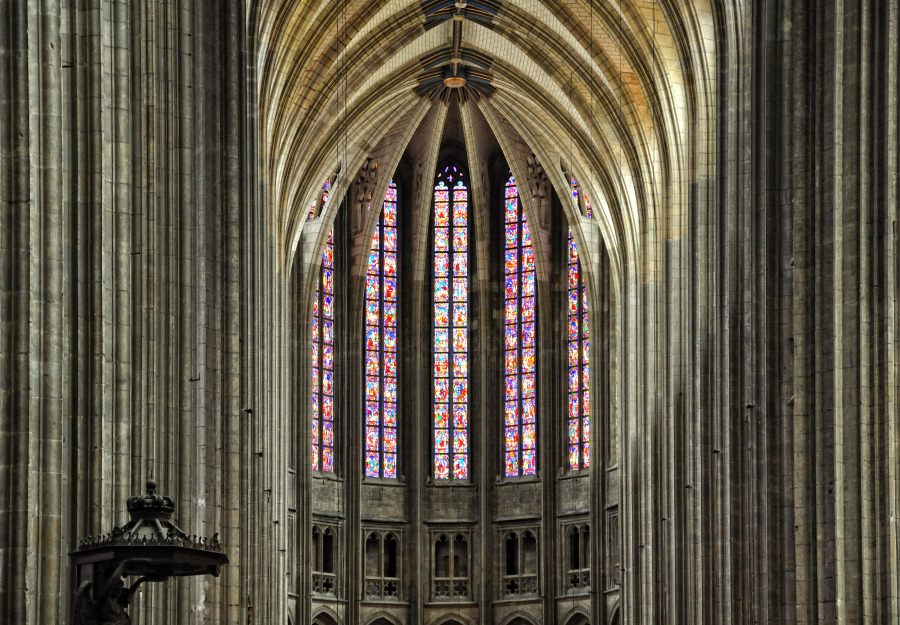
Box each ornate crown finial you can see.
[126,479,175,521]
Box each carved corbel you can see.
[352,158,379,235]
[527,154,549,227]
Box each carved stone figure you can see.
[72,560,147,625]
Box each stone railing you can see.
[565,568,590,593]
[312,572,336,596]
[432,576,470,600]
[364,576,400,600]
[502,573,537,598]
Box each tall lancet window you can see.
[311,179,335,473]
[433,165,469,480]
[503,175,537,477]
[364,181,399,479]
[568,177,591,470]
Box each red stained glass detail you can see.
[453,253,467,275]
[522,398,535,422]
[435,378,449,402]
[384,454,397,478]
[435,429,449,453]
[435,303,449,327]
[434,404,449,428]
[435,253,450,276]
[435,228,449,251]
[453,405,467,430]
[505,327,517,350]
[521,348,535,372]
[365,301,379,325]
[366,427,380,450]
[521,374,535,398]
[383,404,397,427]
[383,428,397,453]
[505,249,517,273]
[366,352,379,376]
[505,401,517,425]
[505,375,518,399]
[453,328,466,351]
[434,353,449,377]
[453,430,467,454]
[383,302,397,326]
[434,328,449,352]
[453,302,467,326]
[383,253,397,276]
[383,354,397,377]
[452,455,467,480]
[453,229,467,251]
[435,454,450,479]
[505,300,517,324]
[522,297,535,321]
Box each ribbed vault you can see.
[255,0,718,288]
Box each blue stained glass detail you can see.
[453,404,467,430]
[366,327,379,351]
[383,302,397,326]
[453,277,467,302]
[383,428,397,453]
[366,403,380,425]
[452,455,467,480]
[453,353,467,376]
[435,277,450,301]
[384,404,397,427]
[383,328,397,351]
[505,276,517,299]
[365,452,380,477]
[384,454,397,478]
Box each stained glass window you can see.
[568,177,591,470]
[433,165,468,480]
[311,179,334,473]
[364,181,399,479]
[504,175,537,477]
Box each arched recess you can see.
[497,613,538,625]
[562,607,591,625]
[365,614,403,625]
[607,604,620,625]
[312,607,340,625]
